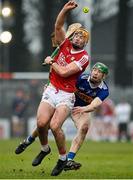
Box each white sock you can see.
[59,154,67,161]
[41,144,49,152]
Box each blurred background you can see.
[0,0,133,141]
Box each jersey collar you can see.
[87,76,104,89]
[71,49,84,54]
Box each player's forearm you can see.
[85,99,102,112]
[44,57,70,77]
[73,98,102,115]
[55,9,68,30]
[55,1,78,44]
[55,1,78,30]
[51,62,67,77]
[54,9,68,44]
[52,62,80,78]
[85,104,98,113]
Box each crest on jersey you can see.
[70,57,75,61]
[91,92,97,96]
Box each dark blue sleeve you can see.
[97,89,109,101]
[76,74,82,88]
[76,73,88,88]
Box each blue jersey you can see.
[74,74,109,107]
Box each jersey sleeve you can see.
[75,74,81,88]
[74,54,89,70]
[97,89,109,101]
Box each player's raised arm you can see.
[55,0,78,45]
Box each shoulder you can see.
[98,81,109,97]
[77,52,90,69]
[79,51,90,61]
[60,38,71,47]
[78,73,89,81]
[76,73,89,86]
[101,81,109,91]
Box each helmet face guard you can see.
[73,28,89,43]
[92,62,109,75]
[66,23,82,38]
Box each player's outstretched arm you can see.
[55,0,78,45]
[73,97,103,115]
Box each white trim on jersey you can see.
[73,55,89,70]
[70,49,85,54]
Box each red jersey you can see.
[101,99,115,116]
[50,39,90,93]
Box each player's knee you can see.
[37,121,43,129]
[80,124,89,134]
[37,118,46,129]
[50,122,59,132]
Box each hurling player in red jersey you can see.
[15,62,109,173]
[30,1,89,176]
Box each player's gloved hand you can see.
[44,56,53,65]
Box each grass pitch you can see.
[0,139,133,179]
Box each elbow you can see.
[55,23,58,30]
[59,71,68,78]
[57,69,69,77]
[55,23,61,32]
[54,24,63,45]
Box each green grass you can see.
[0,139,133,179]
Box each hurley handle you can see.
[42,46,60,66]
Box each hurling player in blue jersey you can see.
[64,62,109,171]
[15,62,109,171]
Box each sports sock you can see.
[67,152,76,161]
[25,135,35,144]
[59,154,67,161]
[41,144,50,152]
